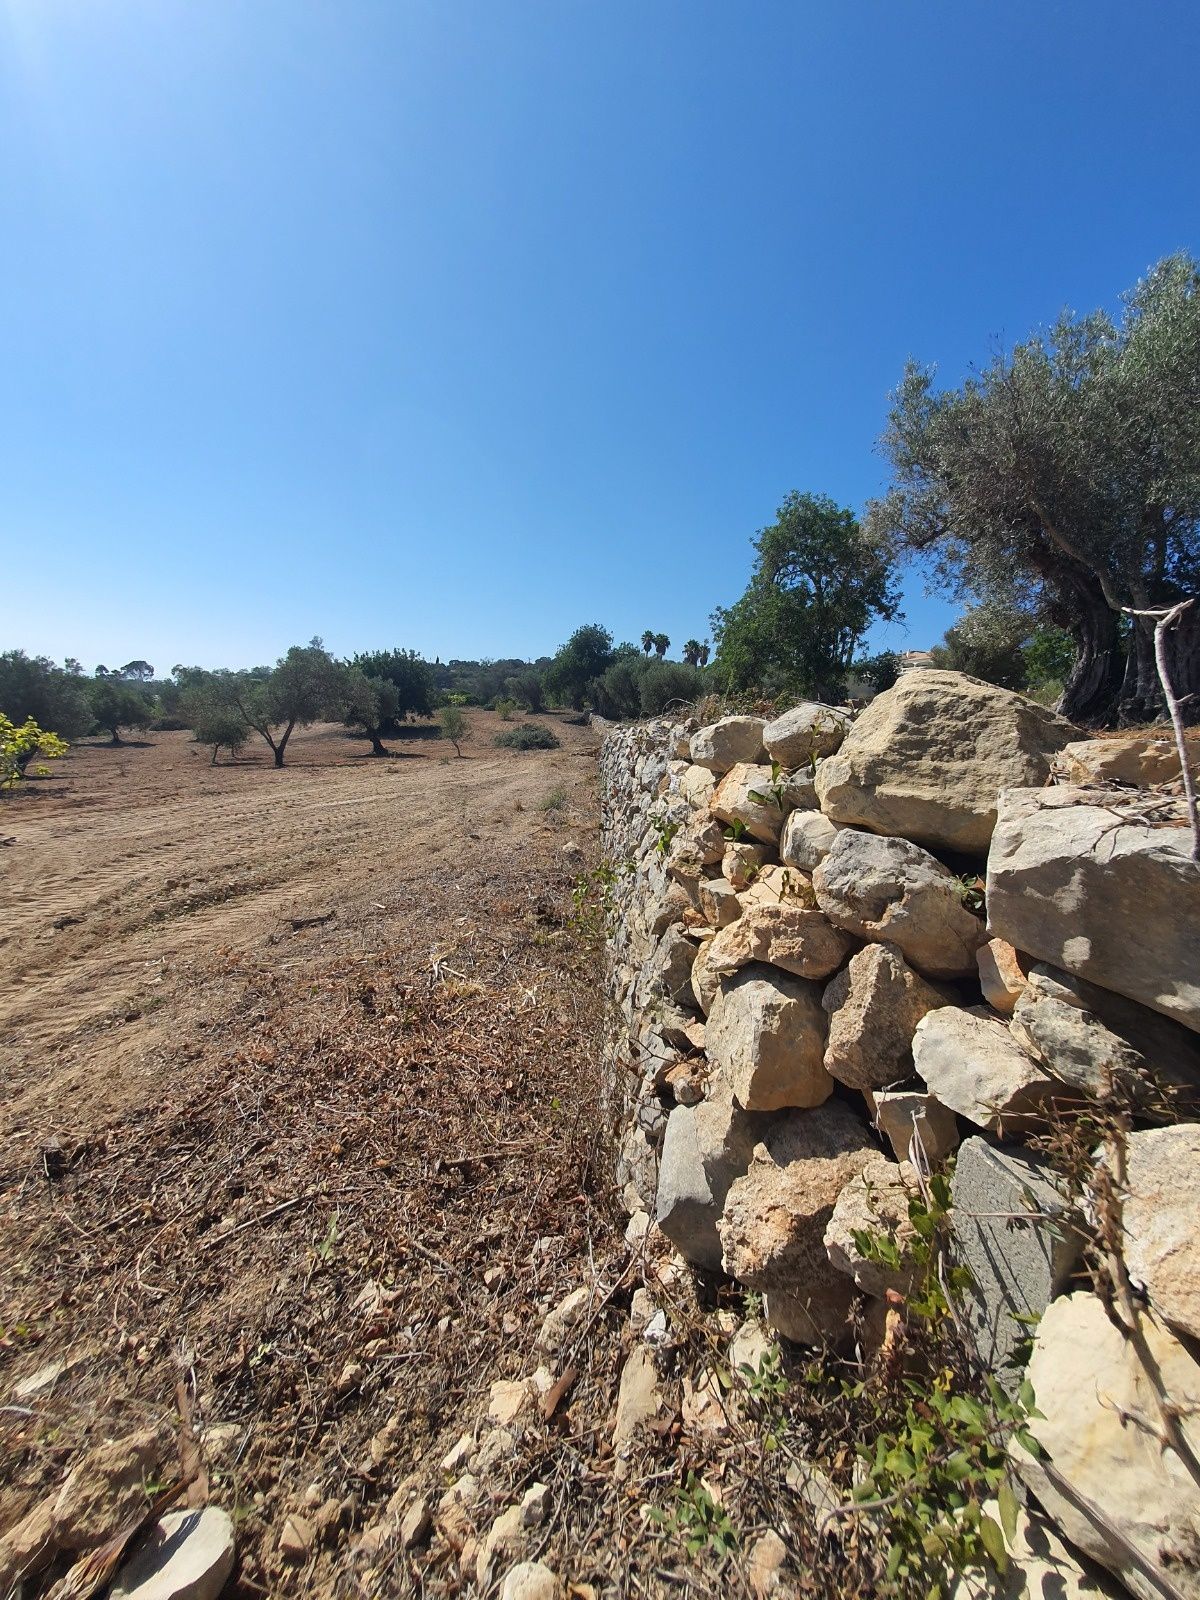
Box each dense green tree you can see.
[546,624,614,709]
[505,671,545,713]
[712,492,901,698]
[88,678,153,744]
[0,651,93,738]
[867,253,1200,723]
[233,639,349,767]
[343,649,435,754]
[846,650,900,696]
[119,659,155,681]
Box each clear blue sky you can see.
[3,1,1197,673]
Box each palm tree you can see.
[640,630,655,656]
[698,642,711,667]
[653,633,670,659]
[683,639,702,667]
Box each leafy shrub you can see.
[1,714,68,786]
[494,722,560,750]
[638,660,703,716]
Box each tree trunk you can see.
[109,730,122,746]
[273,746,285,767]
[1057,581,1125,726]
[370,732,389,756]
[1120,603,1200,726]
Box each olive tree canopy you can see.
[866,253,1200,724]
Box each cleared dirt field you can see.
[0,714,635,1598]
[1,716,597,1131]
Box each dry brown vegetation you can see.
[0,716,638,1596]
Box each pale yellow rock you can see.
[1017,1292,1200,1600]
[705,903,853,983]
[815,670,1077,855]
[977,938,1028,1016]
[706,963,832,1111]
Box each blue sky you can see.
[2,1,1197,672]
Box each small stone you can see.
[780,807,842,870]
[699,877,742,928]
[977,938,1029,1016]
[747,1528,789,1599]
[613,1346,661,1444]
[689,716,768,774]
[824,1156,918,1298]
[729,1318,773,1379]
[399,1498,431,1550]
[723,840,768,890]
[764,702,852,765]
[109,1508,236,1600]
[440,1432,473,1475]
[487,1379,531,1427]
[629,1287,656,1332]
[536,1285,590,1353]
[484,1266,504,1290]
[500,1560,559,1600]
[869,1088,959,1165]
[278,1513,314,1561]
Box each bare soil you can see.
[0,715,632,1596]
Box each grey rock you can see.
[689,716,767,774]
[950,1137,1080,1384]
[814,829,985,979]
[986,786,1200,1034]
[655,1079,774,1269]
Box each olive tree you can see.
[867,254,1200,724]
[88,678,153,744]
[344,649,435,755]
[711,492,901,698]
[233,640,349,767]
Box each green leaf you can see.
[997,1480,1019,1544]
[979,1514,1009,1573]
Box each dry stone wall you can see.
[600,671,1200,1600]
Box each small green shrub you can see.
[494,722,560,751]
[538,786,568,811]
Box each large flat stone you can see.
[110,1508,236,1600]
[950,1138,1080,1385]
[815,670,1077,856]
[986,787,1200,1034]
[1018,1292,1200,1600]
